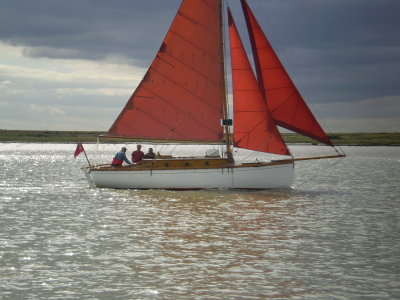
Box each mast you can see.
[220,0,232,156]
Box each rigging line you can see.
[165,144,178,156]
[158,119,180,155]
[234,147,277,165]
[234,148,258,163]
[294,155,346,188]
[334,144,346,156]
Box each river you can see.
[0,144,399,299]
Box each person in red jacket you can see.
[111,147,131,166]
[131,144,144,163]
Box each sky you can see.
[0,0,399,133]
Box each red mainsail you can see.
[228,9,290,156]
[240,0,333,146]
[107,0,226,142]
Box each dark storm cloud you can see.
[0,0,399,131]
[1,0,398,69]
[242,0,400,103]
[0,0,181,64]
[250,0,400,48]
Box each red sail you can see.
[107,0,226,142]
[240,0,333,146]
[228,10,290,156]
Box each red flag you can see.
[74,141,84,158]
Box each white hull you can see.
[85,161,294,190]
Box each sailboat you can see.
[83,0,344,189]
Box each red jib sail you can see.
[228,9,290,156]
[107,0,226,142]
[240,0,333,146]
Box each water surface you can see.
[0,144,399,299]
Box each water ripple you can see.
[0,145,399,299]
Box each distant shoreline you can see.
[0,130,399,146]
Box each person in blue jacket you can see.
[111,147,131,166]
